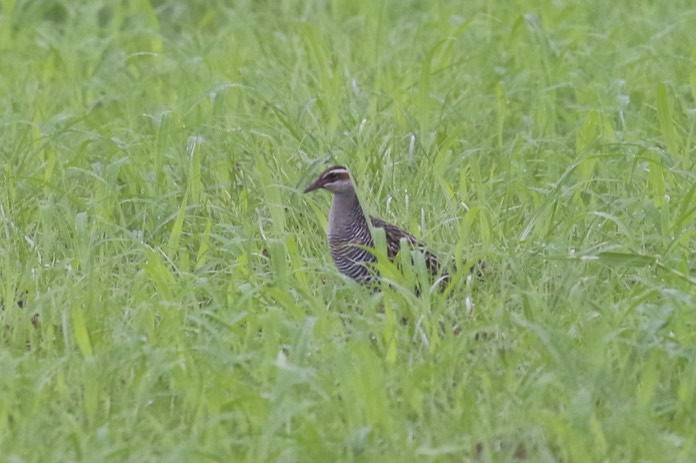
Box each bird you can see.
[303,165,447,287]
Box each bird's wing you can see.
[369,216,443,276]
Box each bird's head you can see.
[303,165,354,195]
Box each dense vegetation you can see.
[1,1,695,461]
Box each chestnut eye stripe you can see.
[323,169,350,182]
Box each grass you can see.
[1,0,695,461]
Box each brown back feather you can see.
[369,216,444,277]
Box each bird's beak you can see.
[303,179,323,193]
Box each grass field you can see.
[1,0,695,461]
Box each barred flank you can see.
[327,203,445,285]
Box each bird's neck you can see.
[328,189,369,240]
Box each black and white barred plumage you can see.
[304,165,446,286]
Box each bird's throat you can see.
[327,191,367,241]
